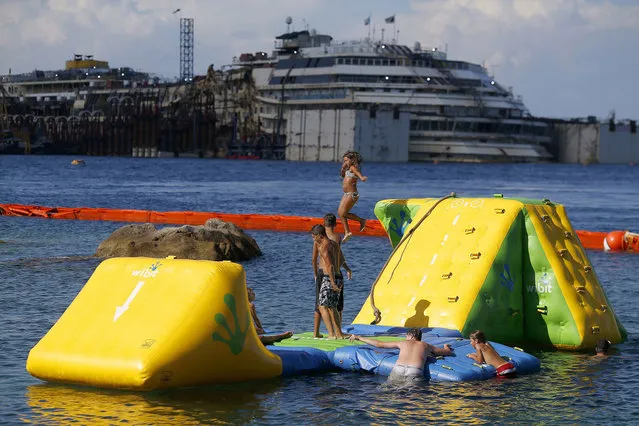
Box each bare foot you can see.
[359,219,367,232]
[328,336,338,340]
[342,232,353,243]
[314,333,324,338]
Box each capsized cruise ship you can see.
[232,19,552,163]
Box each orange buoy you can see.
[604,231,629,252]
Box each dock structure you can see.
[0,58,283,159]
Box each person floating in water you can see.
[339,151,367,243]
[467,330,517,378]
[247,287,293,345]
[594,338,611,357]
[349,328,453,384]
[310,224,345,339]
[312,213,352,337]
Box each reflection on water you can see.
[25,380,287,425]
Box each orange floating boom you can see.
[0,203,386,237]
[0,203,622,250]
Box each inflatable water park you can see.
[19,195,628,390]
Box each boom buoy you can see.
[604,231,639,252]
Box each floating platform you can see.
[26,257,539,390]
[270,329,540,382]
[24,195,627,390]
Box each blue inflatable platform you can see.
[268,325,540,381]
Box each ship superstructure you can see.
[233,23,551,162]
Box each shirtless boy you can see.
[310,224,345,339]
[312,213,352,335]
[349,328,453,383]
[467,330,517,378]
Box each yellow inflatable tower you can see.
[354,196,626,350]
[27,257,282,390]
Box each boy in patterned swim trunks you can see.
[312,213,352,336]
[310,224,345,339]
[467,330,517,378]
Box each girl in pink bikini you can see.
[338,151,368,242]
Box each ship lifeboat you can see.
[603,231,639,252]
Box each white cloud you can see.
[1,0,638,117]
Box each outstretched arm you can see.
[351,165,367,182]
[431,344,454,356]
[350,335,401,349]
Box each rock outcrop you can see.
[95,219,261,261]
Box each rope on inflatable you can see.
[369,192,457,325]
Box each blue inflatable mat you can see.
[343,324,463,338]
[332,336,540,381]
[267,345,334,376]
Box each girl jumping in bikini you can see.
[338,151,367,243]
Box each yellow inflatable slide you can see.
[355,195,626,350]
[26,257,281,390]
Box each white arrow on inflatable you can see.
[113,281,145,322]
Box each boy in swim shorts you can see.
[467,330,517,378]
[310,224,344,339]
[322,213,352,327]
[350,328,453,383]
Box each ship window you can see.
[374,59,381,66]
[382,60,389,66]
[345,58,352,65]
[317,57,335,67]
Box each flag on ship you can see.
[364,16,371,26]
[385,15,395,24]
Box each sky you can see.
[1,0,638,119]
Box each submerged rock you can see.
[95,219,261,261]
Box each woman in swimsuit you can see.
[338,151,368,243]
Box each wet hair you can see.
[407,328,422,341]
[323,213,337,228]
[595,339,611,354]
[343,150,363,166]
[310,224,327,237]
[469,330,486,343]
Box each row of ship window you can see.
[410,120,548,136]
[274,56,485,72]
[269,75,485,86]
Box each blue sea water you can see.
[1,155,639,424]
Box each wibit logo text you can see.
[131,261,162,278]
